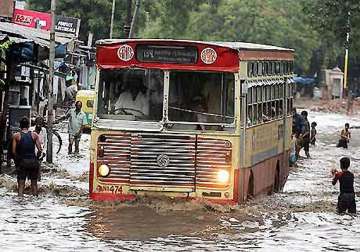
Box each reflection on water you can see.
[0,112,360,251]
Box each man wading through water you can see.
[332,157,356,214]
[12,117,43,196]
[296,111,310,158]
[61,101,86,154]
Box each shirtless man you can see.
[12,117,43,196]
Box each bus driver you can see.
[114,78,149,117]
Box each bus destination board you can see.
[136,45,198,64]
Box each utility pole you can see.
[46,0,56,163]
[110,0,116,38]
[129,0,141,38]
[344,11,351,114]
[124,0,132,38]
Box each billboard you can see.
[55,16,80,37]
[12,9,81,37]
[0,0,15,18]
[12,8,51,30]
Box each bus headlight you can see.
[217,169,230,183]
[98,164,110,177]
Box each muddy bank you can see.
[295,97,360,114]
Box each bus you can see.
[76,89,96,130]
[90,39,294,204]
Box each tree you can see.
[303,0,360,70]
[139,0,319,74]
[27,0,129,41]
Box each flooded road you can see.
[1,112,360,251]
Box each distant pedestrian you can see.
[12,117,43,197]
[292,108,303,137]
[331,157,356,214]
[289,134,297,167]
[337,123,351,149]
[29,116,47,160]
[299,110,310,158]
[310,121,317,145]
[62,101,86,154]
[29,116,47,181]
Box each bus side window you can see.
[247,86,253,126]
[87,99,94,108]
[257,86,262,123]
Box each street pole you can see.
[344,11,351,113]
[46,0,56,163]
[110,0,116,38]
[124,0,132,38]
[129,0,141,38]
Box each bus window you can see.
[257,103,263,123]
[248,86,253,104]
[248,62,253,77]
[87,100,94,108]
[97,69,164,121]
[248,105,253,126]
[168,71,235,126]
[258,62,263,76]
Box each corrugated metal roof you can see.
[96,38,294,52]
[0,22,73,47]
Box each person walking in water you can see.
[297,110,311,158]
[62,101,86,154]
[310,121,317,146]
[337,123,351,149]
[331,157,356,214]
[12,117,43,197]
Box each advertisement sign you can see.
[12,9,81,37]
[0,0,14,18]
[54,16,80,37]
[12,8,51,30]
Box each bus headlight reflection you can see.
[217,169,229,183]
[98,164,110,177]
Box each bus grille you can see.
[97,134,131,183]
[97,134,231,189]
[130,134,196,186]
[196,138,232,188]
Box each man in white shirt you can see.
[114,80,149,117]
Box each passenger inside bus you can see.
[168,71,234,130]
[114,78,149,117]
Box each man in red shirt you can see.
[332,157,356,214]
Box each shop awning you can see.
[0,21,73,47]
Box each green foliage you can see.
[304,0,360,61]
[139,0,319,73]
[0,40,12,51]
[27,0,128,41]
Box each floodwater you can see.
[1,112,360,251]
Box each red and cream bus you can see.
[89,39,294,204]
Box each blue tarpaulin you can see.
[293,76,316,85]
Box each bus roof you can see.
[96,39,294,52]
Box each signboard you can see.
[55,16,80,37]
[12,9,81,37]
[136,45,198,64]
[12,8,51,30]
[0,0,14,18]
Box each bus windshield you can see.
[97,69,164,121]
[168,71,235,125]
[97,69,235,127]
